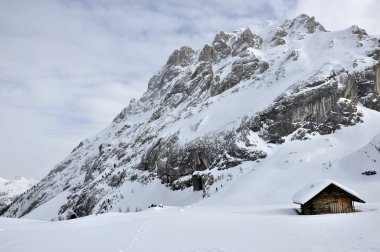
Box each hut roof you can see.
[292,179,365,205]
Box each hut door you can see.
[330,199,341,213]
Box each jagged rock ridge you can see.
[3,14,380,219]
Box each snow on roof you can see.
[292,179,364,205]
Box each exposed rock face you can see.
[211,54,269,96]
[212,31,233,58]
[241,71,365,143]
[357,64,380,111]
[138,133,266,189]
[3,14,380,219]
[231,28,263,56]
[360,93,380,111]
[199,44,218,62]
[167,46,195,66]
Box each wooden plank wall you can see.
[301,185,354,215]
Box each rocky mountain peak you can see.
[231,27,263,56]
[198,44,218,62]
[283,14,327,34]
[212,31,233,58]
[166,46,195,67]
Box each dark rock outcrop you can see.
[356,64,380,111]
[138,132,266,188]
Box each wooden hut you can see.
[293,179,365,215]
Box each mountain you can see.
[0,177,37,214]
[3,14,380,220]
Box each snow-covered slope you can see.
[0,177,36,213]
[3,14,380,220]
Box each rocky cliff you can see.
[3,14,380,219]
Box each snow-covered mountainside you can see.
[0,177,36,214]
[3,14,380,220]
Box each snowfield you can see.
[1,204,380,252]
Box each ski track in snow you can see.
[0,239,22,249]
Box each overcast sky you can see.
[0,0,379,180]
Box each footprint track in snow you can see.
[120,219,151,252]
[182,248,226,252]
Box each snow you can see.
[1,204,380,252]
[22,190,70,220]
[292,179,362,205]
